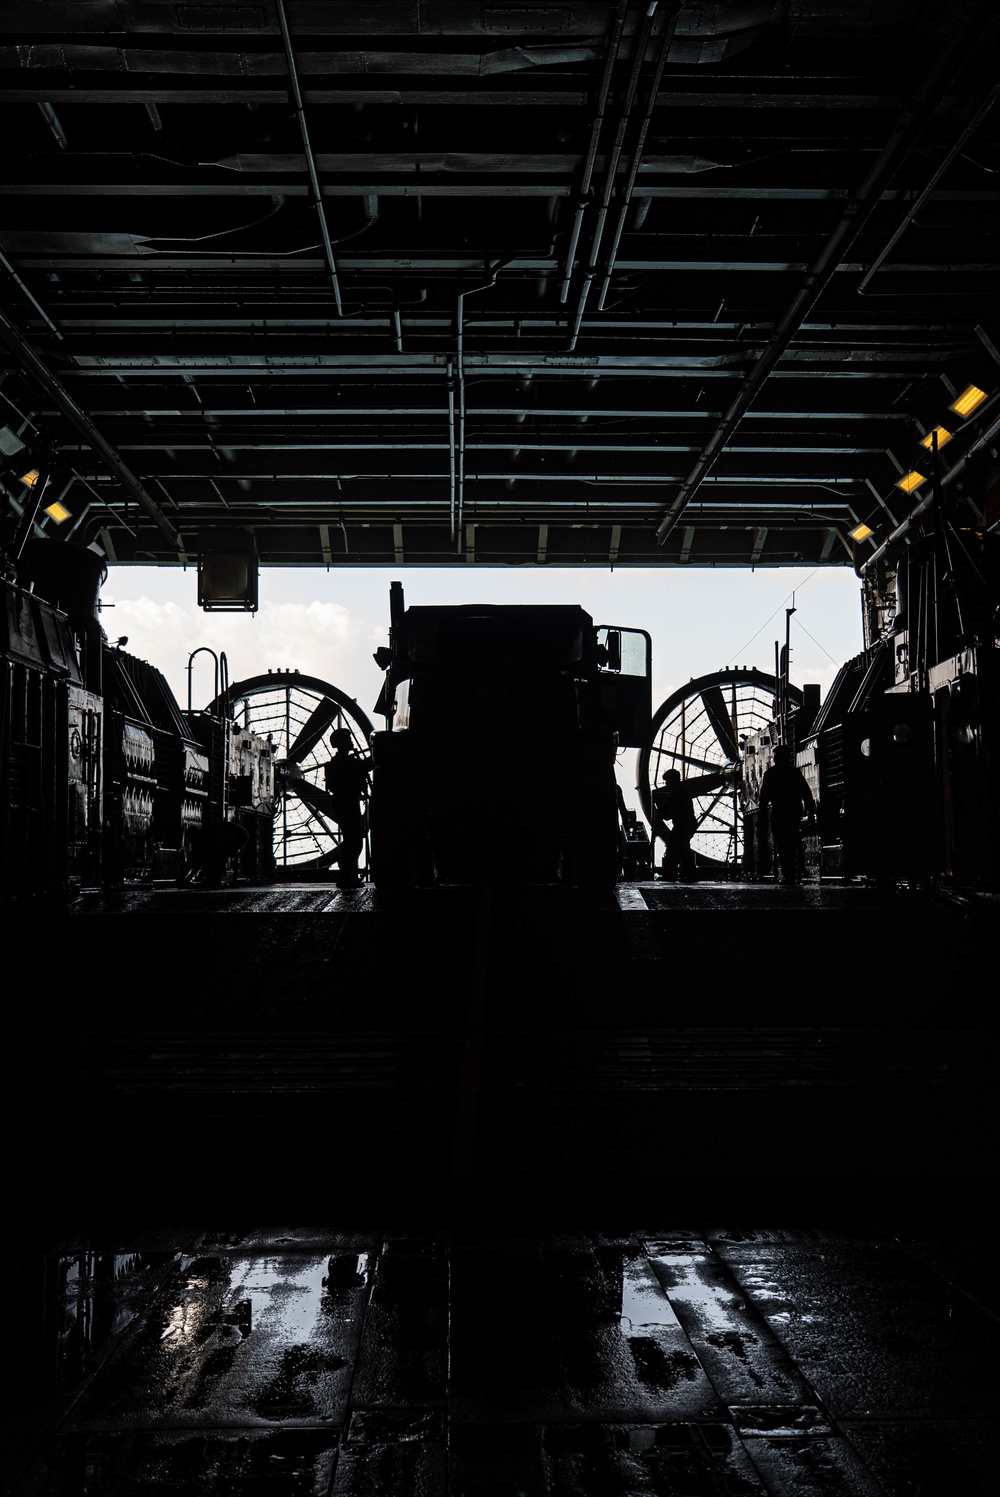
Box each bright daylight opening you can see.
[100,563,864,873]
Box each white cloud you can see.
[99,591,376,709]
[102,563,864,727]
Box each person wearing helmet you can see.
[652,769,697,881]
[323,729,370,890]
[652,763,738,882]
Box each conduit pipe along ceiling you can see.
[0,0,998,569]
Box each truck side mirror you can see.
[605,629,622,673]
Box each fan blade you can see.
[693,786,731,832]
[651,743,729,776]
[286,697,340,766]
[699,686,740,762]
[287,777,341,834]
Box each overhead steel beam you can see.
[0,245,63,341]
[0,87,591,108]
[654,0,995,546]
[68,351,938,376]
[858,75,1000,293]
[8,179,996,203]
[0,305,183,549]
[72,406,923,426]
[12,248,997,277]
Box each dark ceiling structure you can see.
[1,0,999,572]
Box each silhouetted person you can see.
[180,819,249,888]
[652,766,737,881]
[324,729,370,890]
[759,744,815,885]
[652,769,697,881]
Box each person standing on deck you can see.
[324,729,370,890]
[759,744,815,885]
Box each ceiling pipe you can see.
[977,324,1000,370]
[274,0,344,316]
[0,304,183,549]
[858,76,1000,295]
[447,358,457,541]
[632,197,652,231]
[559,0,630,306]
[597,7,680,310]
[456,258,512,541]
[10,462,51,561]
[655,0,996,545]
[37,102,68,150]
[567,0,661,352]
[0,246,63,341]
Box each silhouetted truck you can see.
[369,582,651,888]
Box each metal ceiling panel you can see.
[0,0,998,568]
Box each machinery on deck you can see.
[665,408,1000,887]
[637,527,1000,890]
[1,534,274,899]
[773,527,1000,888]
[369,582,651,888]
[634,369,1000,890]
[208,670,375,879]
[637,667,803,879]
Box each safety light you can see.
[849,522,873,542]
[43,500,71,523]
[896,470,927,494]
[20,468,40,487]
[920,426,953,451]
[950,384,987,418]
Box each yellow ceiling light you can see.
[920,426,953,451]
[896,470,927,494]
[20,468,40,487]
[44,500,71,523]
[849,522,874,542]
[950,384,987,418]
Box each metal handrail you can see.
[187,646,219,713]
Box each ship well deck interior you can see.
[4,876,997,1495]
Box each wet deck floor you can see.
[5,1225,1000,1495]
[5,879,997,1491]
[7,879,996,1204]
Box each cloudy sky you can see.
[101,561,865,729]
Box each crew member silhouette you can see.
[652,765,738,882]
[324,728,370,889]
[652,769,698,881]
[759,744,815,885]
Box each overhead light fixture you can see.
[950,384,987,418]
[849,522,874,542]
[197,531,259,613]
[896,470,927,494]
[0,425,26,458]
[920,426,953,451]
[20,468,41,488]
[43,500,71,523]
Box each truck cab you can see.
[369,583,650,888]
